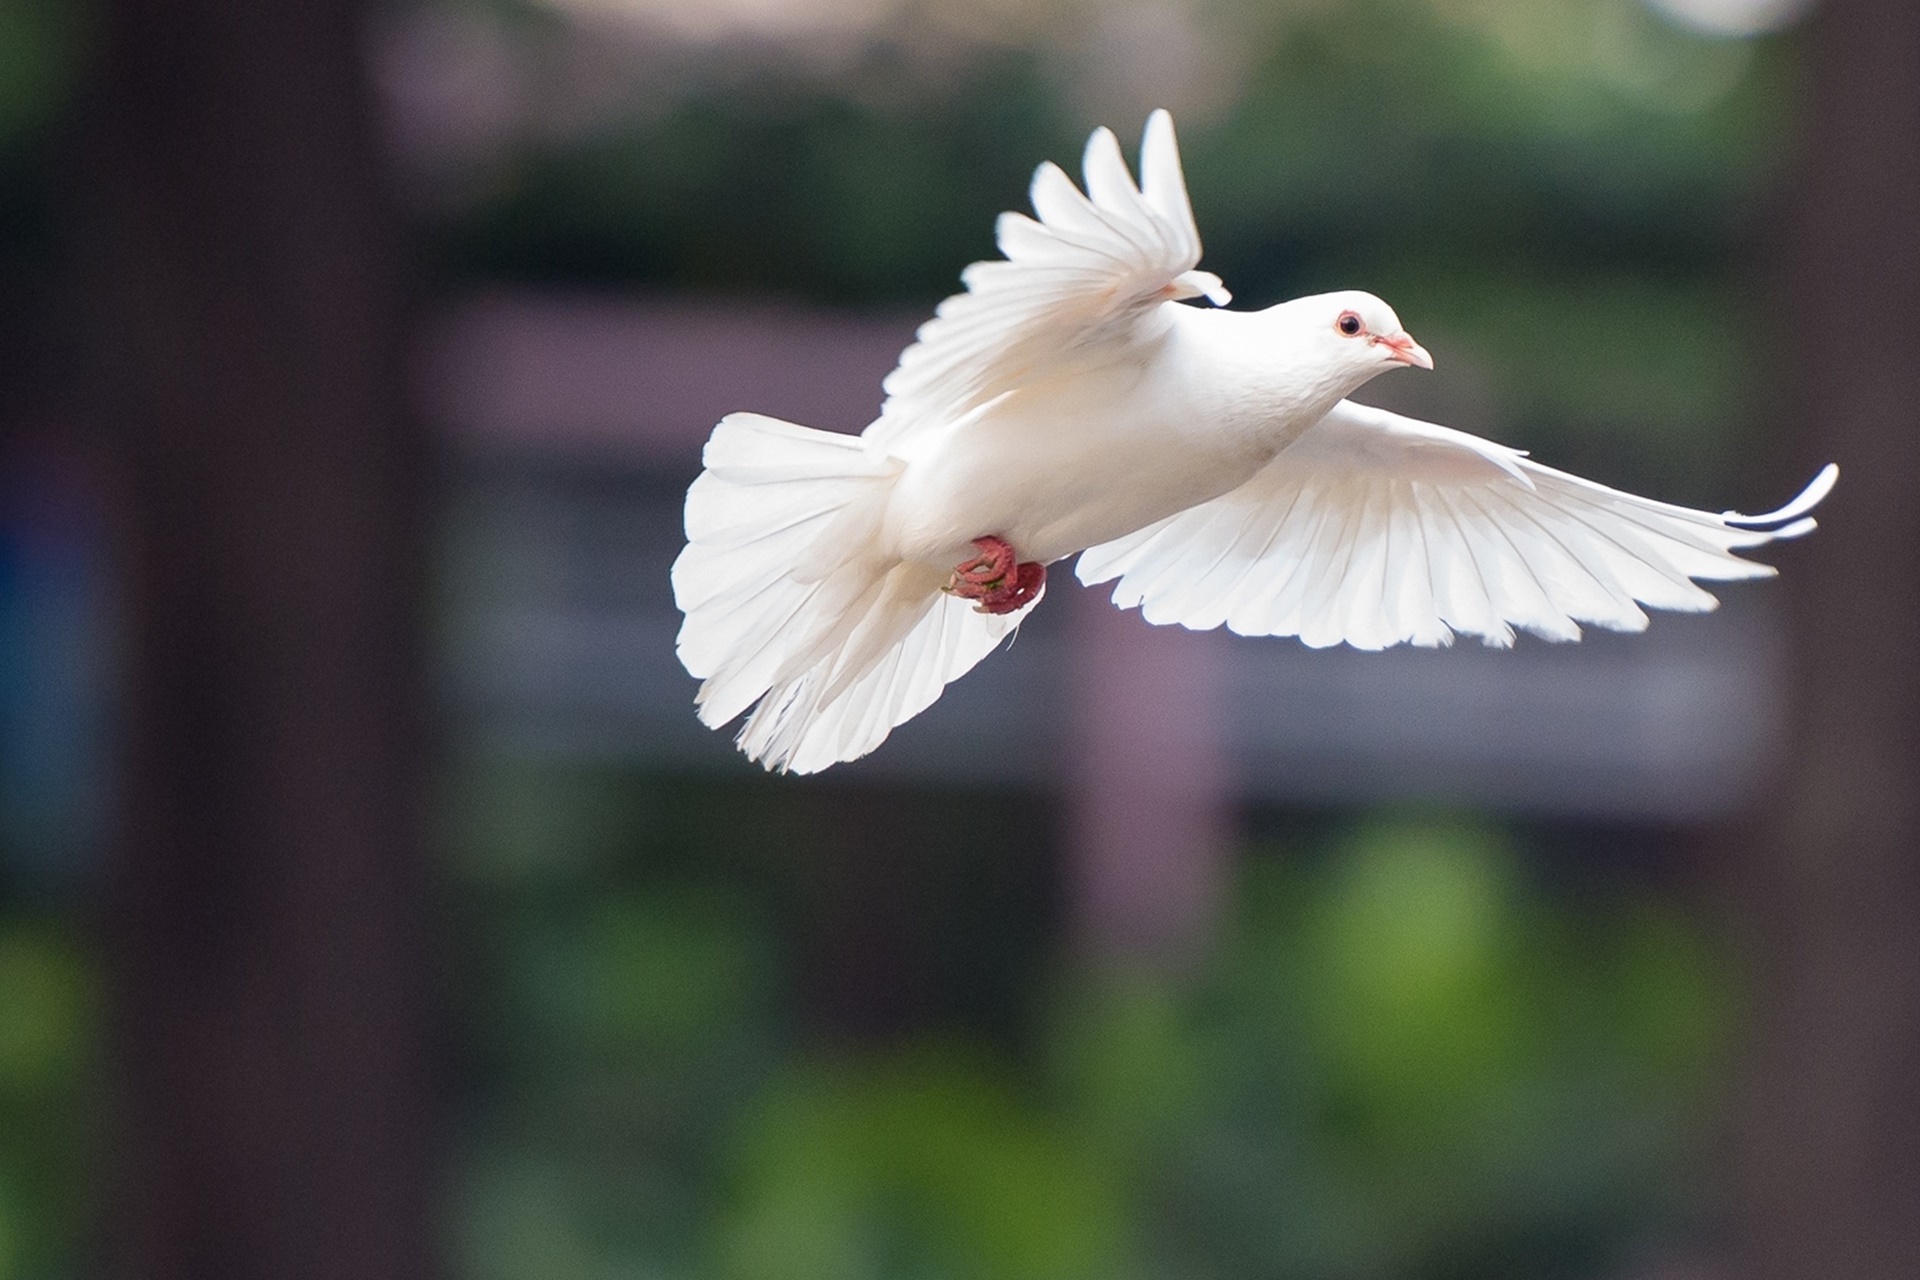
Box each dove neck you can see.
[1171,303,1380,454]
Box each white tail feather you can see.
[673,413,1036,774]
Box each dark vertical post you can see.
[1738,3,1920,1276]
[79,0,437,1276]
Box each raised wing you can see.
[864,109,1226,451]
[1077,399,1837,650]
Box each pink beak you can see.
[1376,331,1434,370]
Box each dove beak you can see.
[1376,331,1435,370]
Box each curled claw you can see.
[946,536,1045,614]
[951,536,1017,588]
[986,561,1045,614]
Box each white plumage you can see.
[672,110,1835,773]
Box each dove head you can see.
[1181,287,1435,425]
[1286,291,1434,386]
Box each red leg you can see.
[946,536,1045,615]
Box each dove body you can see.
[883,301,1360,569]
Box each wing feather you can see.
[866,110,1224,450]
[1078,399,1834,651]
[1340,483,1398,651]
[1140,110,1202,252]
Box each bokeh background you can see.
[0,0,1914,1276]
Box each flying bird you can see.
[673,111,1835,774]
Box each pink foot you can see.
[946,536,1045,615]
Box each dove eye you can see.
[1336,311,1364,337]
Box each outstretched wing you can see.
[864,109,1226,451]
[1077,399,1837,650]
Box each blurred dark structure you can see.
[1739,1,1920,1276]
[79,0,436,1276]
[431,293,1791,825]
[1,0,1905,1275]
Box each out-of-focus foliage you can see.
[1049,818,1730,1279]
[0,0,82,292]
[425,0,1795,492]
[0,0,80,154]
[440,49,1067,304]
[438,1,1786,302]
[0,8,96,1280]
[716,1047,1125,1280]
[0,916,96,1280]
[443,760,1062,1278]
[449,769,788,1280]
[448,766,1734,1280]
[455,883,781,1280]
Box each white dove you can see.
[673,110,1835,774]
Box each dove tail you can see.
[672,412,1037,774]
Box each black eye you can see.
[1336,311,1363,337]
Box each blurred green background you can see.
[442,775,1737,1280]
[0,0,1848,1276]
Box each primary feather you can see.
[1077,401,1836,650]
